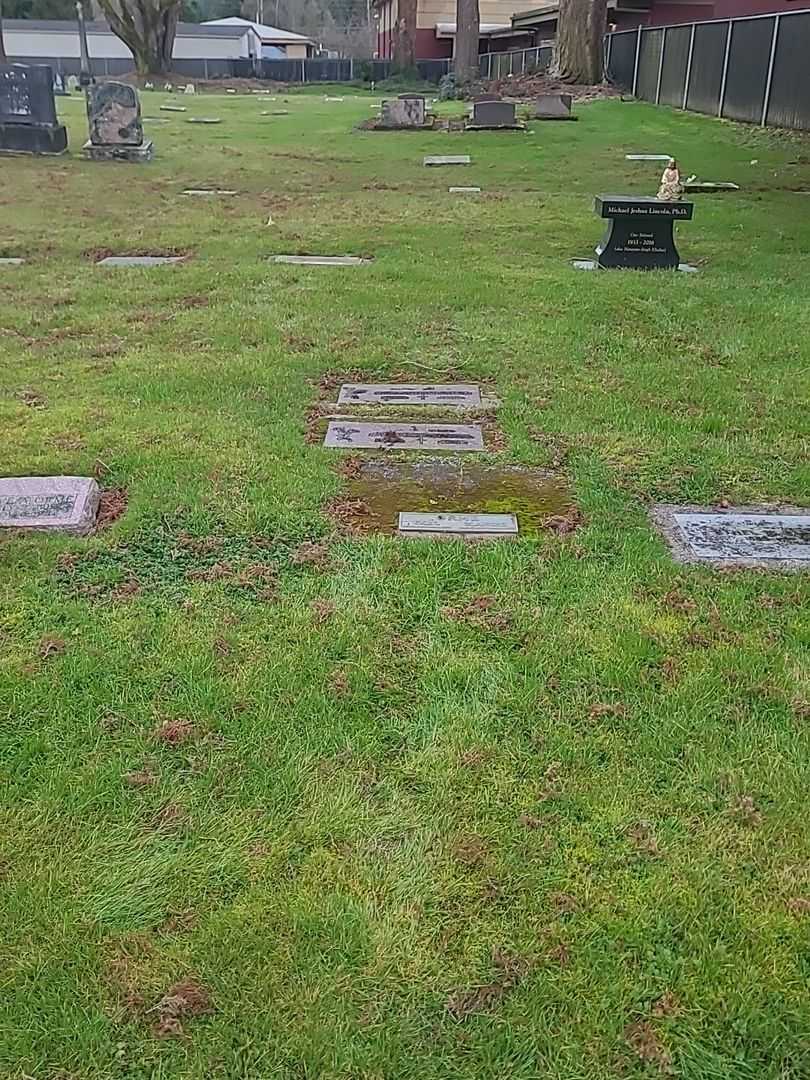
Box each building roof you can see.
[1,18,257,38]
[203,17,314,45]
[435,21,512,35]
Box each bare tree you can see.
[392,0,416,70]
[550,0,606,84]
[97,0,183,74]
[0,0,7,62]
[454,0,478,85]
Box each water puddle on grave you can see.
[341,459,572,537]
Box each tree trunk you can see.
[551,0,606,84]
[97,0,182,75]
[454,0,479,85]
[392,0,416,71]
[0,0,7,63]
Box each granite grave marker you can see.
[592,195,694,270]
[468,99,518,128]
[338,383,481,407]
[85,82,153,161]
[652,505,810,569]
[533,93,575,120]
[379,94,426,128]
[398,512,518,538]
[0,64,67,155]
[0,476,100,534]
[324,421,484,451]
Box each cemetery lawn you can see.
[3,91,810,1080]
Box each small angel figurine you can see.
[657,158,683,201]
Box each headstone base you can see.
[464,122,525,131]
[83,139,154,162]
[0,122,67,155]
[572,258,698,274]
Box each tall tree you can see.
[97,0,183,74]
[454,0,478,85]
[392,0,416,70]
[550,0,606,84]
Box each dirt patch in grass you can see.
[154,717,196,747]
[38,634,66,659]
[625,1020,674,1074]
[291,540,331,569]
[446,947,533,1021]
[451,833,489,868]
[311,598,336,624]
[628,821,661,857]
[152,978,213,1038]
[150,802,187,832]
[442,596,512,633]
[97,487,129,529]
[124,765,158,788]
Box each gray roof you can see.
[2,19,254,38]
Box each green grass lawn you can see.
[1,90,809,1079]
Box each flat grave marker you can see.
[449,186,481,193]
[97,255,186,267]
[160,104,187,112]
[337,383,481,407]
[0,257,24,265]
[273,254,371,266]
[324,421,484,451]
[626,154,671,161]
[652,505,810,568]
[398,511,517,538]
[424,155,470,166]
[0,476,100,535]
[181,188,237,196]
[186,117,222,124]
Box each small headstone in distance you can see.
[684,181,740,193]
[272,254,371,266]
[424,155,471,166]
[324,421,484,451]
[379,95,426,128]
[398,512,518,538]
[469,100,517,128]
[651,505,810,568]
[160,105,187,112]
[186,117,222,124]
[0,476,101,535]
[449,186,481,194]
[181,188,237,196]
[533,93,575,120]
[338,383,481,406]
[97,255,186,267]
[625,154,671,161]
[0,257,24,265]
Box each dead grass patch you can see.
[446,947,532,1021]
[151,978,213,1038]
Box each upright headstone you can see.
[533,93,575,120]
[469,99,518,128]
[67,75,81,94]
[593,195,694,270]
[0,64,67,155]
[379,94,426,128]
[84,82,153,162]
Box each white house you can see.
[203,18,316,59]
[1,19,262,63]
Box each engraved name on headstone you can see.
[337,384,481,406]
[324,421,484,451]
[398,512,518,536]
[0,476,100,534]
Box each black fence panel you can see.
[636,27,663,100]
[608,30,636,89]
[722,16,773,123]
[766,11,810,130]
[685,21,728,114]
[659,25,690,106]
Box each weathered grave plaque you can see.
[181,189,237,196]
[0,257,24,265]
[160,104,187,112]
[652,505,810,568]
[97,255,185,267]
[626,154,671,161]
[324,421,484,451]
[398,512,517,538]
[0,63,67,155]
[273,254,370,266]
[468,100,518,128]
[684,182,739,193]
[533,94,575,120]
[0,476,100,535]
[337,383,481,407]
[379,95,426,128]
[593,195,694,270]
[186,117,222,124]
[449,186,481,193]
[85,82,153,161]
[424,155,470,166]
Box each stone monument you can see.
[0,476,100,534]
[84,82,153,162]
[378,94,427,129]
[592,195,694,270]
[0,64,68,155]
[533,93,575,120]
[467,99,520,129]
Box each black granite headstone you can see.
[0,64,67,155]
[594,195,693,270]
